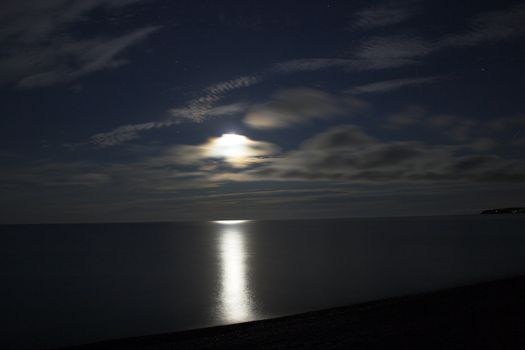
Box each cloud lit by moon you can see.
[207,134,251,164]
[171,133,279,168]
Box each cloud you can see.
[181,76,260,123]
[484,114,525,146]
[348,76,442,94]
[91,103,247,147]
[168,134,279,168]
[351,2,416,30]
[441,2,525,47]
[0,155,219,195]
[355,35,436,61]
[385,105,427,128]
[17,26,160,88]
[486,114,525,131]
[384,107,524,147]
[0,0,159,87]
[342,1,525,70]
[91,120,179,147]
[0,161,113,189]
[352,2,525,68]
[170,90,253,123]
[384,106,482,142]
[244,88,367,129]
[271,58,358,73]
[204,102,249,118]
[301,125,375,149]
[466,138,498,152]
[0,0,142,43]
[244,125,525,183]
[272,57,417,72]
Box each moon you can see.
[207,134,250,165]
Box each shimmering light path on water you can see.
[216,221,255,322]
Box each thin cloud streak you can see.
[16,26,160,88]
[350,2,416,30]
[92,103,248,147]
[348,76,443,94]
[0,0,159,88]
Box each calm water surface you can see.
[2,215,525,349]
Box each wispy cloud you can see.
[272,57,417,72]
[271,58,358,73]
[383,106,523,149]
[0,0,159,88]
[16,26,160,88]
[385,105,428,128]
[0,0,143,43]
[486,114,525,131]
[91,120,180,147]
[171,77,259,123]
[0,150,236,196]
[244,88,367,129]
[352,2,525,68]
[348,76,442,94]
[441,2,525,47]
[350,2,416,30]
[384,105,481,142]
[91,102,248,147]
[355,34,436,61]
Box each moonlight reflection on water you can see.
[216,221,254,323]
[214,220,250,225]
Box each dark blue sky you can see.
[1,0,524,223]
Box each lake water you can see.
[2,215,525,349]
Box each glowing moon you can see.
[195,133,278,168]
[206,133,251,166]
[212,134,249,158]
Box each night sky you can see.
[1,0,524,224]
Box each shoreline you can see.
[61,275,525,349]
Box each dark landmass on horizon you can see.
[481,208,525,214]
[59,276,525,350]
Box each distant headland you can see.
[481,207,525,214]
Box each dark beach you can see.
[61,276,525,350]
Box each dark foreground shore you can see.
[61,276,525,350]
